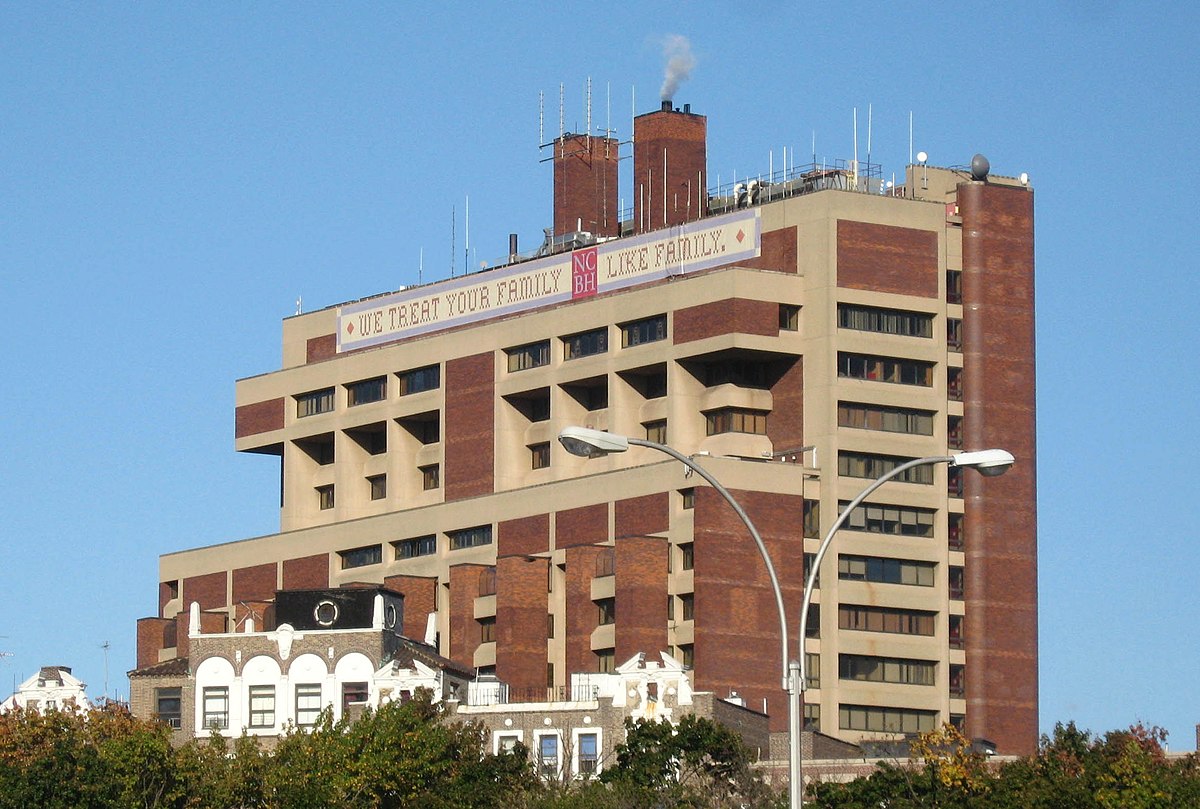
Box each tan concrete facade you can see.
[140,147,1037,755]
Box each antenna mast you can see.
[100,641,110,701]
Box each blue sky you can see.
[2,3,1197,748]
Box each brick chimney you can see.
[553,133,619,238]
[633,101,707,232]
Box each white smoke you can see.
[659,34,695,102]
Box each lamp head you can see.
[950,449,1015,477]
[558,426,630,458]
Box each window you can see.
[530,442,551,469]
[948,366,963,401]
[805,603,820,638]
[394,535,436,559]
[804,704,821,731]
[295,684,322,727]
[368,474,386,500]
[837,352,934,387]
[507,340,550,372]
[804,553,820,588]
[947,270,963,304]
[449,525,492,550]
[547,613,555,639]
[339,544,382,569]
[705,408,767,436]
[398,364,440,395]
[342,682,369,713]
[596,648,615,673]
[678,644,694,668]
[578,732,599,775]
[680,542,694,570]
[620,314,666,347]
[496,733,521,754]
[838,401,935,436]
[317,485,335,510]
[399,413,440,444]
[948,466,964,498]
[949,664,966,698]
[841,501,936,537]
[563,327,608,359]
[779,304,800,331]
[839,554,935,587]
[837,303,933,338]
[703,359,771,389]
[248,685,275,728]
[947,318,963,352]
[155,687,181,729]
[803,499,820,538]
[643,420,667,444]
[479,616,495,643]
[421,464,440,490]
[949,566,965,600]
[805,652,820,689]
[681,489,695,510]
[949,614,965,649]
[202,686,229,730]
[839,704,938,734]
[596,598,615,626]
[538,734,560,778]
[347,376,386,406]
[296,388,334,418]
[947,415,964,450]
[546,662,555,688]
[838,452,934,484]
[948,512,964,550]
[680,593,695,621]
[839,605,936,636]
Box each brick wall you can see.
[554,134,619,238]
[633,107,707,231]
[836,220,938,298]
[960,181,1038,756]
[383,574,437,640]
[234,398,284,438]
[495,556,550,693]
[136,617,173,669]
[556,503,607,549]
[614,536,668,663]
[766,356,803,453]
[448,563,488,668]
[444,353,495,500]
[614,493,668,538]
[743,226,798,273]
[498,513,550,556]
[282,554,329,590]
[182,571,228,612]
[564,545,609,678]
[232,563,277,604]
[306,334,336,363]
[672,298,778,344]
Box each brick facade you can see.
[633,106,706,231]
[306,333,336,363]
[234,398,284,438]
[672,298,778,345]
[614,536,668,662]
[444,353,495,500]
[282,554,329,590]
[231,562,277,604]
[384,574,437,640]
[554,134,619,238]
[836,220,939,298]
[495,556,551,694]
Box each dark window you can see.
[947,318,963,352]
[703,359,771,389]
[398,365,440,395]
[449,525,492,550]
[837,303,933,338]
[368,475,386,500]
[949,614,965,649]
[838,401,935,435]
[507,340,550,372]
[805,603,821,638]
[340,544,382,569]
[530,442,551,469]
[806,652,820,689]
[950,664,966,698]
[803,499,820,538]
[838,352,934,386]
[839,554,935,586]
[563,327,608,360]
[578,732,599,774]
[839,604,936,636]
[679,644,694,668]
[317,485,335,510]
[296,388,334,418]
[705,407,767,435]
[644,420,667,443]
[681,489,695,510]
[421,464,440,490]
[779,304,800,331]
[342,682,368,713]
[155,687,181,729]
[838,452,934,484]
[479,616,495,643]
[949,565,965,599]
[948,415,964,450]
[547,613,555,639]
[620,314,667,347]
[840,500,936,537]
[296,434,335,465]
[948,512,964,550]
[839,704,938,734]
[681,593,694,621]
[596,648,615,673]
[394,535,437,560]
[347,376,386,407]
[948,366,963,401]
[804,704,821,731]
[947,270,963,304]
[680,543,694,570]
[597,598,615,626]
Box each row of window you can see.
[338,526,493,569]
[839,654,936,686]
[839,703,938,734]
[838,352,935,387]
[838,401,934,436]
[838,303,933,338]
[838,452,935,484]
[494,729,601,778]
[316,464,439,511]
[297,366,441,418]
[839,604,936,636]
[200,682,367,730]
[842,500,937,537]
[839,554,936,587]
[506,315,668,373]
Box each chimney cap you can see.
[661,100,673,112]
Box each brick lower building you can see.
[134,97,1037,756]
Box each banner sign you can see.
[337,209,760,352]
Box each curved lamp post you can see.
[793,448,1014,807]
[558,425,801,795]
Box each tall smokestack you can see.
[633,102,707,232]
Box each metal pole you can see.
[795,456,954,807]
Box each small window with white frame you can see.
[536,731,562,779]
[574,728,602,776]
[494,730,523,755]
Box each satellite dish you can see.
[916,151,928,164]
[970,154,990,181]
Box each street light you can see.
[793,449,1014,807]
[558,425,801,795]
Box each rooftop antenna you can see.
[99,641,110,701]
[464,195,470,275]
[450,204,456,277]
[586,76,592,147]
[630,84,636,143]
[418,246,424,285]
[295,296,302,316]
[538,89,544,150]
[867,102,873,171]
[852,107,859,190]
[908,110,913,165]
